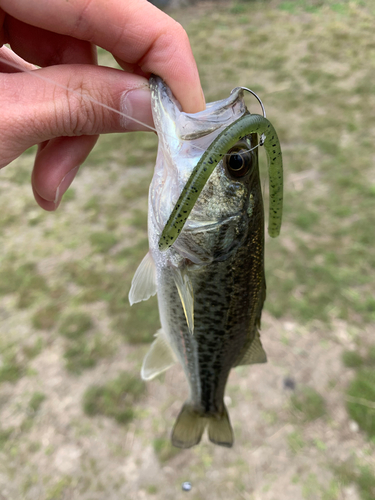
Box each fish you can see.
[129,76,283,449]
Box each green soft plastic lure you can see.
[158,113,283,251]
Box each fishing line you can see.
[0,56,159,134]
[0,54,266,158]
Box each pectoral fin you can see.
[172,268,194,335]
[234,332,267,366]
[129,252,157,305]
[141,329,177,380]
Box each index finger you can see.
[0,0,205,113]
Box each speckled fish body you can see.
[129,76,267,448]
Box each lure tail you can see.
[171,402,233,448]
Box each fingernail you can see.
[54,165,80,208]
[120,88,153,131]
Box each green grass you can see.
[113,296,160,344]
[0,260,48,308]
[343,344,375,439]
[22,337,44,359]
[60,251,160,344]
[342,350,364,368]
[82,371,145,424]
[89,232,119,253]
[287,430,305,454]
[32,304,61,330]
[153,435,182,463]
[59,312,93,339]
[343,347,375,369]
[63,261,109,289]
[62,187,76,202]
[87,132,157,168]
[0,352,25,384]
[346,369,375,439]
[334,461,375,500]
[64,335,112,374]
[28,392,46,414]
[0,427,12,450]
[278,0,368,14]
[291,386,326,422]
[45,477,73,500]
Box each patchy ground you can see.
[0,1,374,499]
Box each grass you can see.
[0,260,48,308]
[23,337,44,359]
[278,0,368,14]
[334,461,375,500]
[0,352,25,384]
[287,430,305,454]
[342,347,375,369]
[113,296,160,344]
[0,428,12,450]
[153,435,182,463]
[58,312,93,339]
[290,386,326,422]
[346,369,375,439]
[56,311,115,373]
[32,304,61,330]
[64,334,113,374]
[28,392,46,414]
[82,371,145,424]
[343,344,375,439]
[89,232,119,253]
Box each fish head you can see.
[149,77,262,264]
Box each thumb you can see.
[0,64,153,168]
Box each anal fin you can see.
[141,329,176,380]
[129,252,157,305]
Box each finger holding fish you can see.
[0,0,204,113]
[0,0,204,208]
[0,64,153,206]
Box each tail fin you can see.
[171,403,234,449]
[207,405,233,448]
[172,403,206,449]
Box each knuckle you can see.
[62,78,102,136]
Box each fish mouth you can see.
[150,76,247,142]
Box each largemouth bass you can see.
[129,76,282,448]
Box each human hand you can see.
[0,0,205,210]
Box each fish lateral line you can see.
[158,113,283,251]
[0,55,266,158]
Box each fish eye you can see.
[228,153,244,171]
[224,144,253,178]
